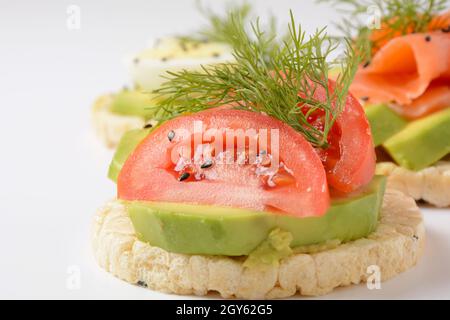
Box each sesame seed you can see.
[425,35,431,42]
[200,159,213,169]
[168,130,175,141]
[178,172,190,181]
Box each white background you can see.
[0,0,449,299]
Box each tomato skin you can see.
[329,92,376,192]
[118,109,330,217]
[307,80,376,193]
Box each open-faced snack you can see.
[328,0,450,206]
[92,11,425,298]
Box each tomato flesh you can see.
[118,109,330,217]
[302,80,376,193]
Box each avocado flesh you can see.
[383,107,450,170]
[364,104,408,146]
[110,89,156,119]
[108,128,152,182]
[127,176,386,256]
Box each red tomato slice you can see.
[118,109,329,217]
[302,79,376,193]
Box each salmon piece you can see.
[389,84,450,119]
[368,11,450,55]
[428,10,450,31]
[350,32,450,106]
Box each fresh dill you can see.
[320,0,448,61]
[152,11,359,148]
[176,2,253,47]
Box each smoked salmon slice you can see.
[428,10,450,31]
[350,32,450,107]
[389,84,450,119]
[367,11,450,56]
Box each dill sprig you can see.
[320,0,448,61]
[176,2,253,47]
[153,11,359,148]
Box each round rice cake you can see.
[91,94,146,148]
[91,189,425,299]
[376,161,450,207]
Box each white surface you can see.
[0,0,449,300]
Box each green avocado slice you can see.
[108,128,152,182]
[110,89,156,119]
[126,176,386,256]
[364,104,407,146]
[383,107,450,170]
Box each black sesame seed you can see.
[133,57,140,64]
[412,235,419,240]
[425,35,431,42]
[200,159,213,169]
[161,56,169,62]
[179,172,190,181]
[136,281,147,287]
[168,130,175,141]
[212,52,221,58]
[360,96,369,102]
[442,25,450,33]
[363,61,370,68]
[143,123,153,129]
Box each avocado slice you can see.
[110,89,156,119]
[364,104,407,146]
[126,176,386,256]
[383,107,450,170]
[108,128,152,182]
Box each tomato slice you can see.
[118,109,329,217]
[303,79,376,193]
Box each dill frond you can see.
[152,10,358,148]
